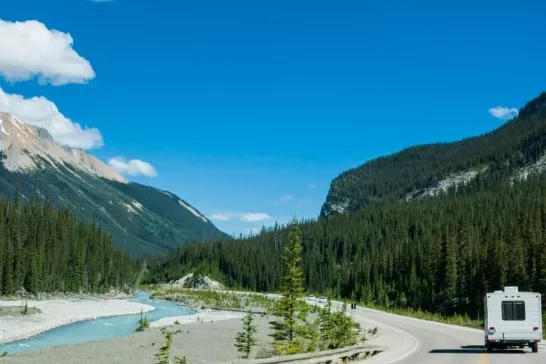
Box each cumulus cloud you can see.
[209,212,271,222]
[0,86,103,149]
[0,19,95,85]
[488,106,519,120]
[108,157,158,178]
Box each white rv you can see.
[483,286,542,353]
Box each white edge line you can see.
[345,303,420,364]
[385,329,419,364]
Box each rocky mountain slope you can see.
[0,112,229,256]
[321,91,546,217]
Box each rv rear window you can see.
[501,301,525,321]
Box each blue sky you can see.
[0,0,545,235]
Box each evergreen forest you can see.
[0,193,138,296]
[145,172,546,320]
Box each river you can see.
[0,291,196,355]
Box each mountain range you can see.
[321,91,546,217]
[0,112,229,256]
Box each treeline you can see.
[145,172,546,320]
[0,193,137,296]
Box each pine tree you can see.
[135,309,150,331]
[318,298,335,350]
[270,218,308,346]
[234,310,258,359]
[301,317,320,353]
[152,327,188,364]
[330,302,358,348]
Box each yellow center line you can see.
[478,350,491,364]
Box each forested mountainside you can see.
[145,172,546,319]
[145,92,546,320]
[0,193,137,296]
[0,112,229,256]
[321,91,546,217]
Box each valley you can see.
[1,91,546,363]
[2,1,546,362]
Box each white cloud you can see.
[240,212,271,222]
[108,157,158,178]
[0,86,103,149]
[0,19,95,86]
[308,183,316,189]
[209,212,271,222]
[488,106,519,120]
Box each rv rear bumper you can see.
[488,339,540,345]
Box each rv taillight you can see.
[489,327,495,330]
[533,327,539,331]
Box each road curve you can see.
[344,303,545,364]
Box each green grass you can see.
[145,285,279,313]
[364,303,481,329]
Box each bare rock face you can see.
[0,112,127,183]
[403,168,486,202]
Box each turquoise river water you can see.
[0,291,195,355]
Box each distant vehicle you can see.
[484,286,542,353]
[308,295,315,301]
[319,297,327,303]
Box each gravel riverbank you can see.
[0,298,155,345]
[1,314,275,363]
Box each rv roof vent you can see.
[494,290,503,293]
[504,286,518,292]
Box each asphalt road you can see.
[346,304,545,364]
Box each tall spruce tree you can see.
[270,218,308,345]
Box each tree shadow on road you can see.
[430,345,527,354]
